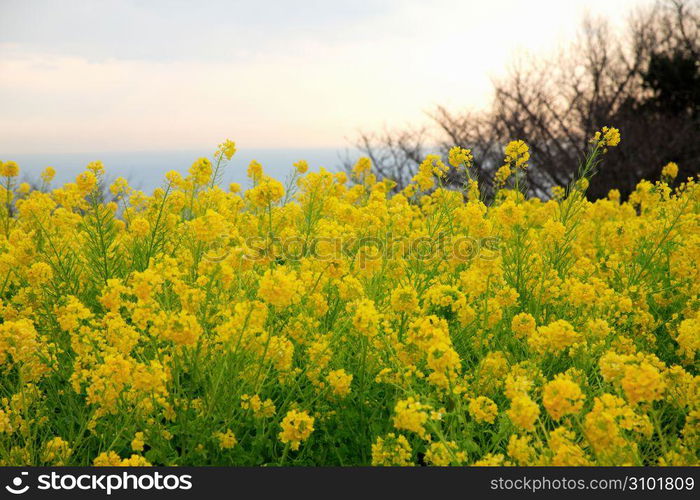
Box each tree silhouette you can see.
[345,0,699,201]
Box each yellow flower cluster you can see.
[0,128,697,466]
[661,162,679,179]
[279,410,315,451]
[393,397,432,439]
[504,140,530,169]
[542,375,585,421]
[591,126,621,149]
[448,146,474,170]
[468,396,498,424]
[371,433,412,466]
[215,429,238,449]
[241,394,276,418]
[327,369,353,397]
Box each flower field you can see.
[0,129,698,466]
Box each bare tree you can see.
[345,0,699,200]
[341,127,428,189]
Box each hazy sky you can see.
[1,0,648,154]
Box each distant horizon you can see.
[5,147,352,192]
[2,145,347,156]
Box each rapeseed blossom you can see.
[0,128,697,466]
[279,410,315,451]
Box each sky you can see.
[1,0,649,154]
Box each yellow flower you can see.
[507,434,534,465]
[548,427,590,466]
[507,394,540,432]
[448,146,473,169]
[0,410,13,433]
[583,393,652,462]
[247,160,264,180]
[504,140,530,169]
[40,166,56,183]
[542,374,585,420]
[0,160,19,177]
[393,397,431,439]
[426,342,461,388]
[468,396,498,424]
[158,311,202,345]
[621,362,666,405]
[466,179,480,200]
[215,429,237,449]
[590,126,621,149]
[493,199,525,227]
[189,209,227,243]
[349,298,381,338]
[55,296,92,332]
[504,374,533,399]
[528,319,581,355]
[675,318,699,362]
[247,177,285,207]
[241,394,276,418]
[258,266,303,308]
[511,312,536,339]
[109,177,131,197]
[215,139,237,161]
[279,410,315,451]
[76,171,98,193]
[327,369,353,397]
[131,432,145,452]
[473,453,506,466]
[189,157,213,185]
[423,154,448,178]
[352,157,371,179]
[425,441,465,466]
[120,454,152,466]
[27,262,53,286]
[542,219,566,242]
[293,160,309,174]
[661,161,678,179]
[494,164,512,187]
[93,451,123,466]
[575,177,589,192]
[390,284,419,313]
[371,433,412,466]
[43,437,72,465]
[130,217,150,237]
[165,170,183,185]
[0,319,52,382]
[87,161,105,176]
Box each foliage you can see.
[0,129,698,466]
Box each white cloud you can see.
[0,0,647,153]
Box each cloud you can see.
[0,0,646,153]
